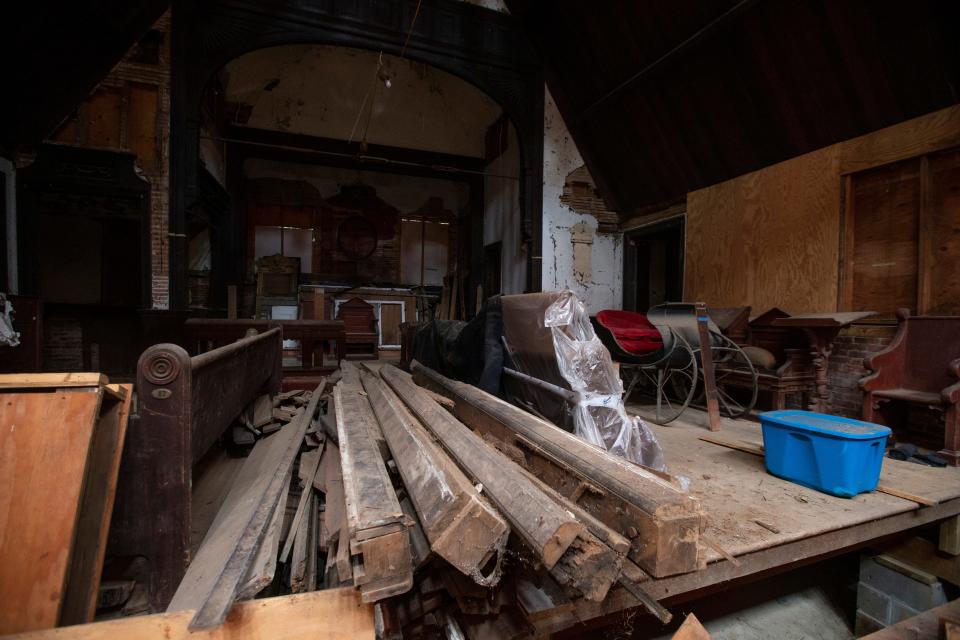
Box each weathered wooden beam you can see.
[334,382,413,602]
[361,370,509,585]
[340,361,388,458]
[167,384,322,629]
[410,361,705,578]
[380,365,616,600]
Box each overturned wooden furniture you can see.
[361,370,509,585]
[335,381,413,601]
[0,374,132,634]
[255,253,300,320]
[410,361,705,578]
[109,328,283,611]
[861,308,960,465]
[336,298,379,360]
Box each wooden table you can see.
[771,311,876,411]
[555,406,960,635]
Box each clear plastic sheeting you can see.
[0,294,19,348]
[500,290,666,471]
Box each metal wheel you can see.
[625,334,698,425]
[692,333,759,419]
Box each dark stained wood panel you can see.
[850,158,921,318]
[508,0,960,215]
[927,148,960,315]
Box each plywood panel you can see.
[927,148,960,315]
[685,145,841,313]
[0,392,101,634]
[839,105,960,175]
[5,589,374,640]
[685,104,960,314]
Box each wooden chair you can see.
[255,254,300,319]
[860,308,960,465]
[336,297,379,360]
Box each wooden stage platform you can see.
[565,406,960,630]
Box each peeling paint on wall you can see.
[542,90,623,313]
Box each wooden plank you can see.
[479,431,627,602]
[236,466,289,600]
[361,371,509,585]
[60,384,134,625]
[382,365,583,568]
[339,362,388,458]
[568,498,960,635]
[880,536,960,586]
[320,444,345,547]
[167,386,322,629]
[695,302,722,432]
[289,492,314,593]
[334,382,412,602]
[251,395,273,428]
[0,372,107,389]
[672,613,712,639]
[0,390,103,634]
[942,515,960,555]
[859,597,960,639]
[697,434,940,506]
[411,361,704,578]
[4,588,375,640]
[279,447,324,563]
[227,285,238,320]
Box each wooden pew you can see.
[184,318,346,376]
[861,308,960,465]
[108,328,283,611]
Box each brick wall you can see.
[827,323,945,450]
[48,10,172,310]
[826,324,895,418]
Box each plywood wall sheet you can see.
[685,145,841,313]
[839,105,960,175]
[0,392,101,634]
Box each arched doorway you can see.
[169,0,544,311]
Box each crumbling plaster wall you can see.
[542,91,622,313]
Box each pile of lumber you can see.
[161,359,707,637]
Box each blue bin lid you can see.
[759,410,891,439]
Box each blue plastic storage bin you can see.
[760,410,891,498]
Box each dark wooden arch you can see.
[170,0,544,310]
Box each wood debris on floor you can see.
[146,358,707,638]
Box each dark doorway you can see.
[623,218,684,312]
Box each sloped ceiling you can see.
[507,0,960,216]
[0,0,169,155]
